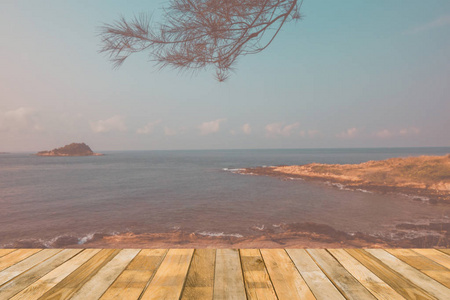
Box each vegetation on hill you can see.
[299,154,450,189]
[241,154,450,203]
[36,143,103,156]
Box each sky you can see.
[1,0,449,151]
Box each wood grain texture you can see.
[11,249,101,300]
[438,249,450,256]
[346,249,436,300]
[181,249,215,300]
[140,249,194,300]
[213,249,246,300]
[307,249,376,300]
[366,249,450,300]
[70,249,140,299]
[0,249,60,285]
[0,249,16,258]
[386,248,450,288]
[328,249,404,300]
[2,248,449,299]
[240,249,277,300]
[100,249,167,300]
[37,249,120,300]
[413,248,450,269]
[260,249,315,300]
[0,249,81,300]
[0,249,41,273]
[286,249,345,300]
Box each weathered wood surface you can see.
[0,248,448,299]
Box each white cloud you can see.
[242,123,252,135]
[164,126,177,136]
[299,130,320,138]
[307,129,320,138]
[137,120,161,135]
[90,115,126,133]
[409,14,450,34]
[375,127,420,139]
[399,127,420,136]
[375,129,394,139]
[199,118,226,135]
[0,107,43,132]
[265,122,300,137]
[336,127,361,139]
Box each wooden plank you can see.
[70,249,140,299]
[100,249,167,300]
[413,248,450,270]
[307,249,376,300]
[260,249,315,300]
[140,249,194,300]
[346,249,436,299]
[181,249,215,300]
[0,249,41,273]
[35,249,120,299]
[10,249,100,300]
[0,249,82,299]
[0,249,16,258]
[213,249,246,300]
[438,249,450,256]
[366,249,450,300]
[386,248,450,288]
[328,249,404,300]
[240,249,277,300]
[0,249,61,286]
[286,249,345,300]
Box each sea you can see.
[1,147,449,248]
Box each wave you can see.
[1,232,113,248]
[252,225,265,231]
[222,168,245,173]
[325,182,373,194]
[287,177,304,181]
[3,219,449,249]
[196,231,244,238]
[399,193,430,202]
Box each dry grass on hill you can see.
[275,154,450,191]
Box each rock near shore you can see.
[36,143,103,157]
[240,154,450,203]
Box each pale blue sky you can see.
[1,0,449,151]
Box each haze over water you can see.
[1,147,449,247]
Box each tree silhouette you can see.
[100,0,303,81]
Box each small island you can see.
[36,143,104,157]
[240,154,450,203]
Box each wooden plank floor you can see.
[0,249,449,299]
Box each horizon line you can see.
[5,145,450,154]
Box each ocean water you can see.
[1,147,449,247]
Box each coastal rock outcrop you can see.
[239,154,450,203]
[36,143,103,156]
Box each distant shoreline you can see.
[35,142,104,157]
[35,152,104,157]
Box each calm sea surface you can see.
[1,147,449,247]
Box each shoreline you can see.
[239,166,450,203]
[238,154,450,203]
[3,221,449,249]
[35,152,104,157]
